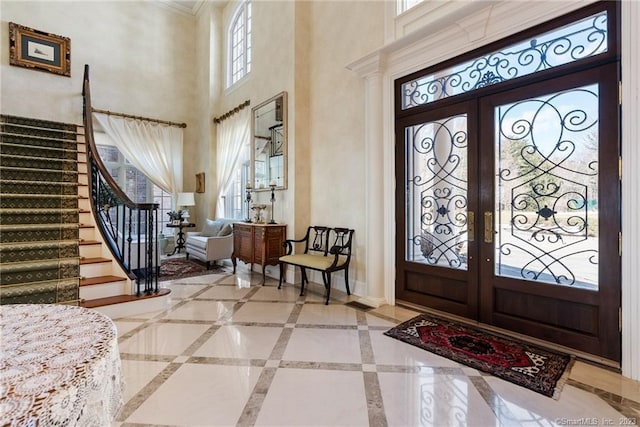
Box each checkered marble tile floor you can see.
[112,270,640,426]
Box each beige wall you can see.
[0,0,386,292]
[0,2,196,127]
[0,0,198,240]
[212,0,384,287]
[216,1,297,236]
[192,2,221,224]
[306,0,384,288]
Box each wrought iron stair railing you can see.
[82,64,159,296]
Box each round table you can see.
[0,304,124,426]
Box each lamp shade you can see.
[176,192,195,207]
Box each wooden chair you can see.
[278,226,354,304]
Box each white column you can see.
[348,53,388,307]
[621,0,640,381]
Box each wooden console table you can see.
[232,223,286,284]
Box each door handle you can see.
[484,212,493,243]
[467,211,475,242]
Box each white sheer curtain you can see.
[215,107,251,216]
[93,113,184,197]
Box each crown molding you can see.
[152,1,208,17]
[346,52,385,78]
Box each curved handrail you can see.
[83,66,156,211]
[82,64,159,296]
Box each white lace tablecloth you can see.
[0,304,124,427]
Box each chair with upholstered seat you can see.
[278,226,354,304]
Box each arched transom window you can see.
[228,0,252,87]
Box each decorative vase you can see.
[251,204,267,224]
[158,233,169,254]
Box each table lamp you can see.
[177,192,195,224]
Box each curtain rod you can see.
[92,108,187,128]
[213,100,250,124]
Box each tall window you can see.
[97,145,173,233]
[397,0,423,15]
[228,0,252,87]
[216,106,251,221]
[223,143,250,220]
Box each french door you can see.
[396,64,621,361]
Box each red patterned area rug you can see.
[159,258,224,282]
[384,313,574,399]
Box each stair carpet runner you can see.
[0,115,80,305]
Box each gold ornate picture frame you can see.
[196,172,205,193]
[9,22,71,77]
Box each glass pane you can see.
[97,145,119,162]
[402,11,607,110]
[153,185,173,231]
[406,114,469,270]
[107,166,120,179]
[397,0,424,15]
[125,167,149,203]
[269,155,283,187]
[494,84,599,290]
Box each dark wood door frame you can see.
[394,1,621,359]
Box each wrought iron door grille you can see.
[494,84,599,290]
[406,114,469,270]
[402,10,607,110]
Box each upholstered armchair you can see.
[185,219,234,269]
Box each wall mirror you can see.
[252,91,287,190]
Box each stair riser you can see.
[0,245,78,263]
[0,182,78,196]
[1,156,77,171]
[0,211,78,225]
[1,115,77,132]
[1,144,77,160]
[1,228,78,243]
[0,133,77,150]
[80,262,113,277]
[79,211,92,224]
[78,186,89,198]
[80,280,129,300]
[79,244,102,258]
[79,228,95,240]
[1,196,78,210]
[90,294,170,318]
[1,264,79,286]
[1,125,76,141]
[0,281,79,305]
[0,168,77,183]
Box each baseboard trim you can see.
[354,296,385,308]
